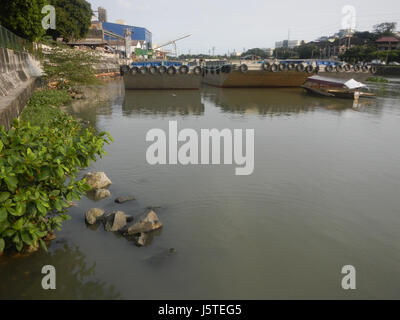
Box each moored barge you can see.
[121,61,203,90]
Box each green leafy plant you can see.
[0,90,112,254]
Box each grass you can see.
[20,89,72,127]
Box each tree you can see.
[373,22,397,36]
[296,44,318,59]
[242,48,271,59]
[353,31,377,45]
[273,47,292,59]
[47,0,92,41]
[0,0,49,41]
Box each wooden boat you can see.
[301,75,375,99]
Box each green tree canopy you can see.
[296,44,319,59]
[0,0,49,41]
[373,22,397,36]
[47,0,92,41]
[242,48,271,59]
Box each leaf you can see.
[0,207,7,222]
[0,239,4,253]
[54,199,63,212]
[16,241,23,252]
[4,176,18,192]
[26,148,36,161]
[14,203,26,216]
[39,239,48,252]
[36,202,47,214]
[21,232,33,246]
[0,192,10,202]
[38,167,50,181]
[2,229,15,238]
[13,218,24,231]
[0,140,3,153]
[57,166,64,178]
[0,220,10,234]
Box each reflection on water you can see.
[0,242,120,300]
[202,85,383,116]
[123,90,204,116]
[2,79,400,299]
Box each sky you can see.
[87,0,400,54]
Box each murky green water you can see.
[1,79,400,299]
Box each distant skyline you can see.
[88,0,400,54]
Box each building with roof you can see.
[101,21,152,50]
[376,36,400,51]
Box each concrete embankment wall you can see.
[375,66,400,76]
[93,54,123,76]
[0,48,41,130]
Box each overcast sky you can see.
[87,0,400,54]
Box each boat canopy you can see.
[306,75,367,89]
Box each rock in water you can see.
[94,188,111,200]
[85,208,105,225]
[121,210,163,236]
[115,196,136,204]
[104,211,131,232]
[84,172,112,190]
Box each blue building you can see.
[101,21,152,49]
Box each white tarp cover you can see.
[344,79,367,89]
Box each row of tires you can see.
[257,62,377,74]
[258,63,313,73]
[121,65,203,76]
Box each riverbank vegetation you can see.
[42,46,101,89]
[0,28,112,255]
[0,89,112,255]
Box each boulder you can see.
[25,243,39,254]
[44,231,56,241]
[93,188,111,200]
[104,211,132,232]
[85,208,105,225]
[121,210,162,236]
[115,195,136,204]
[84,172,112,190]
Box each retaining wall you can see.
[0,48,41,130]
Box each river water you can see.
[1,79,400,299]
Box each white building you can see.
[275,40,303,49]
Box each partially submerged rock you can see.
[115,195,136,204]
[104,211,132,232]
[85,208,105,225]
[135,228,162,247]
[94,188,111,200]
[120,210,162,236]
[84,172,112,190]
[143,248,177,263]
[44,231,56,241]
[86,188,111,201]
